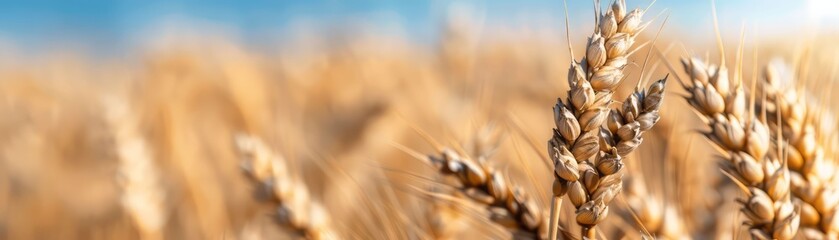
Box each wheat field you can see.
[1,1,838,239]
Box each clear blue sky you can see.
[0,0,828,54]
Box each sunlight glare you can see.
[808,0,839,20]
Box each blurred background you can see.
[2,0,838,55]
[0,0,837,239]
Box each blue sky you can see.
[0,1,829,54]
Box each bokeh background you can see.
[2,0,838,55]
[0,0,837,239]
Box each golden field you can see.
[1,2,838,239]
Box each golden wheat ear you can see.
[757,60,839,239]
[105,97,168,240]
[679,56,801,239]
[234,134,337,240]
[549,0,663,238]
[396,130,546,239]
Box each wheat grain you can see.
[679,57,799,239]
[235,134,337,240]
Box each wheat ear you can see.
[235,134,337,240]
[760,62,839,239]
[551,77,665,239]
[548,1,652,238]
[421,147,544,238]
[679,57,799,239]
[106,98,167,240]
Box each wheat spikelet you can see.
[759,61,839,239]
[679,57,799,239]
[106,97,168,240]
[234,134,336,240]
[601,78,666,157]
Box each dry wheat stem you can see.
[548,0,657,238]
[679,57,799,239]
[759,63,839,239]
[235,134,337,240]
[422,147,544,239]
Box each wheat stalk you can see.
[548,1,655,238]
[234,134,337,240]
[759,62,839,239]
[679,57,799,239]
